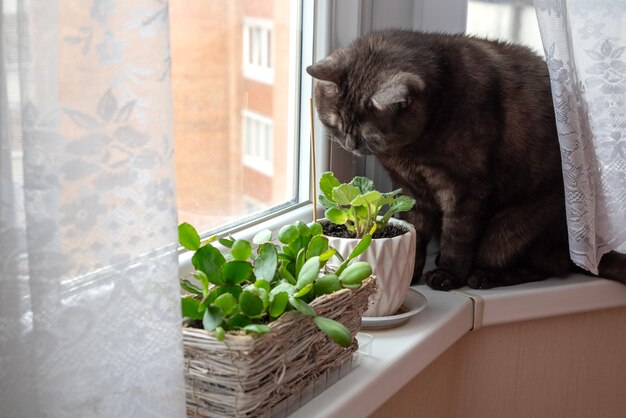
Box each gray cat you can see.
[307,29,626,290]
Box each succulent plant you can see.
[319,172,416,238]
[178,220,373,347]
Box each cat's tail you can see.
[597,251,626,284]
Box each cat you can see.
[307,29,626,290]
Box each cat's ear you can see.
[306,51,346,84]
[371,72,424,110]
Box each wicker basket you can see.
[183,277,375,418]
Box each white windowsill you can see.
[290,276,626,418]
[451,273,626,328]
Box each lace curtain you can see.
[0,1,186,417]
[535,0,626,273]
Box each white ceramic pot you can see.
[325,218,416,317]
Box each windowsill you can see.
[451,273,626,328]
[290,275,626,418]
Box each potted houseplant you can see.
[318,172,416,317]
[178,220,375,417]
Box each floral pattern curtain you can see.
[535,0,626,273]
[0,1,186,417]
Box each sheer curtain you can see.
[0,1,186,417]
[535,0,626,273]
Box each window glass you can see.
[466,0,544,56]
[169,1,300,235]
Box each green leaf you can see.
[318,194,336,210]
[314,274,342,296]
[354,205,369,221]
[278,224,299,244]
[269,292,289,318]
[243,324,272,336]
[221,261,253,285]
[295,248,306,277]
[270,281,297,298]
[277,253,292,263]
[244,284,269,311]
[325,208,348,225]
[332,184,360,205]
[252,229,272,244]
[377,193,396,208]
[341,283,362,289]
[349,176,375,194]
[348,234,372,261]
[351,190,382,208]
[239,291,265,318]
[338,261,373,285]
[306,235,329,259]
[382,188,403,198]
[279,263,296,284]
[319,171,340,201]
[296,221,311,237]
[200,235,219,246]
[295,283,313,298]
[308,221,323,236]
[314,316,352,348]
[231,239,252,261]
[179,223,201,251]
[213,293,238,316]
[180,279,202,296]
[281,245,295,260]
[218,237,235,248]
[254,242,278,283]
[319,248,337,263]
[192,245,225,285]
[254,279,271,293]
[227,313,252,329]
[202,305,223,332]
[296,256,320,289]
[208,285,242,304]
[289,296,317,317]
[387,195,416,214]
[289,235,306,256]
[215,326,225,341]
[193,271,210,295]
[181,295,204,320]
[199,293,211,312]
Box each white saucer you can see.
[361,288,428,330]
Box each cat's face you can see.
[307,51,426,156]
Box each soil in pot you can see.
[322,222,409,239]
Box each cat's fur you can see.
[307,29,626,290]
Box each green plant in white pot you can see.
[319,172,416,317]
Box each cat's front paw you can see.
[467,269,495,289]
[424,268,466,291]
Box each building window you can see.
[242,17,274,84]
[242,110,273,176]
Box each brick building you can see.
[170,0,293,232]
